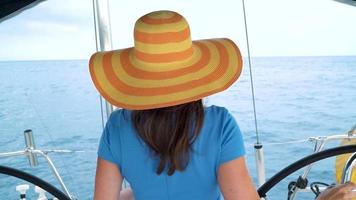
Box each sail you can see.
[0,0,45,23]
[334,0,356,7]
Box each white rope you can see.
[246,130,356,147]
[43,150,86,153]
[246,138,311,147]
[262,139,311,146]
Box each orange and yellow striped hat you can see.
[89,10,243,110]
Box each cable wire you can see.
[241,0,260,144]
[245,139,310,149]
[24,92,76,197]
[262,139,310,146]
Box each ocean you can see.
[0,56,355,199]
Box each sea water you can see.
[0,56,355,199]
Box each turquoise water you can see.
[0,56,355,199]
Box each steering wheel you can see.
[258,144,356,198]
[0,165,71,200]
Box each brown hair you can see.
[132,100,204,175]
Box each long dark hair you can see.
[132,100,204,176]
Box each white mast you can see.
[92,0,114,125]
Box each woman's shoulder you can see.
[106,109,132,128]
[203,105,235,128]
[204,105,230,117]
[109,109,131,120]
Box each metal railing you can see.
[0,130,76,199]
[287,124,356,199]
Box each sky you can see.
[0,0,355,61]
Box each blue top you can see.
[98,105,245,200]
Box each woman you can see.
[90,10,259,199]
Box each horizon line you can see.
[1,54,356,62]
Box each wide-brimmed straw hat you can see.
[89,10,243,110]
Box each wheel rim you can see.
[258,144,356,197]
[0,165,71,200]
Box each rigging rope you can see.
[24,92,77,195]
[241,0,260,144]
[260,139,310,146]
[245,139,310,148]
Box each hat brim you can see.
[89,38,242,110]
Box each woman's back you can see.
[91,10,258,200]
[98,105,245,200]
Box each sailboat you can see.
[0,0,355,199]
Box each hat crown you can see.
[134,11,193,63]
